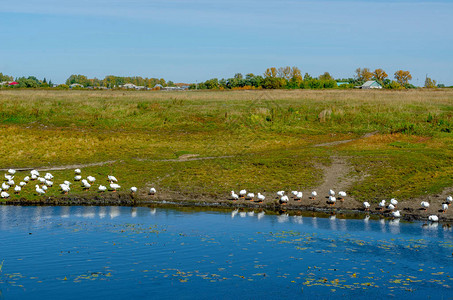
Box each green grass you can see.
[0,89,452,203]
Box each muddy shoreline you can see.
[2,192,452,223]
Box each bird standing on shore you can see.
[338,191,347,201]
[363,202,370,211]
[110,183,120,192]
[328,196,336,206]
[239,190,247,198]
[392,210,401,218]
[130,187,137,194]
[378,200,386,210]
[295,192,303,201]
[447,196,452,206]
[421,201,430,210]
[428,215,439,222]
[98,185,107,193]
[311,191,317,200]
[442,203,448,213]
[60,183,70,194]
[390,198,398,207]
[231,191,239,201]
[246,193,255,201]
[149,187,156,195]
[280,195,289,205]
[257,193,265,203]
[35,185,45,195]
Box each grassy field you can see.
[0,89,452,204]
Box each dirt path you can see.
[313,131,379,147]
[0,155,235,172]
[306,156,361,209]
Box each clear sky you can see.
[1,0,452,85]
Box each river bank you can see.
[2,190,452,223]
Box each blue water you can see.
[0,206,452,299]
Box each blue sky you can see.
[1,0,452,85]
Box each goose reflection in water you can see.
[389,218,401,234]
[231,209,238,219]
[379,218,387,233]
[257,210,265,220]
[60,206,70,218]
[150,208,157,215]
[131,207,137,218]
[109,207,120,219]
[99,206,107,219]
[311,216,318,229]
[82,207,95,219]
[277,213,289,223]
[292,215,303,224]
[329,214,337,231]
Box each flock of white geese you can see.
[231,188,452,222]
[1,168,451,223]
[0,168,157,199]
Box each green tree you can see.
[319,72,334,81]
[424,76,437,88]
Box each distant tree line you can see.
[0,69,448,90]
[191,67,446,90]
[65,74,175,88]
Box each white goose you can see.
[280,195,289,204]
[329,189,335,197]
[311,191,317,200]
[81,179,91,190]
[428,215,439,222]
[257,193,265,202]
[98,185,107,193]
[392,210,401,218]
[378,200,386,210]
[45,180,53,187]
[295,191,303,201]
[246,193,255,201]
[420,201,430,210]
[44,173,53,180]
[442,203,448,213]
[239,190,247,198]
[277,191,285,197]
[87,176,96,183]
[1,191,9,198]
[130,187,137,194]
[338,191,347,201]
[60,183,70,194]
[1,182,10,190]
[23,176,30,182]
[363,201,370,210]
[388,203,395,211]
[35,185,45,195]
[328,196,336,205]
[75,169,81,174]
[110,183,120,192]
[231,191,239,201]
[74,175,82,181]
[108,175,118,183]
[149,187,156,195]
[19,181,26,187]
[390,198,398,207]
[8,169,16,175]
[14,185,21,194]
[291,191,298,197]
[447,196,452,206]
[5,174,14,181]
